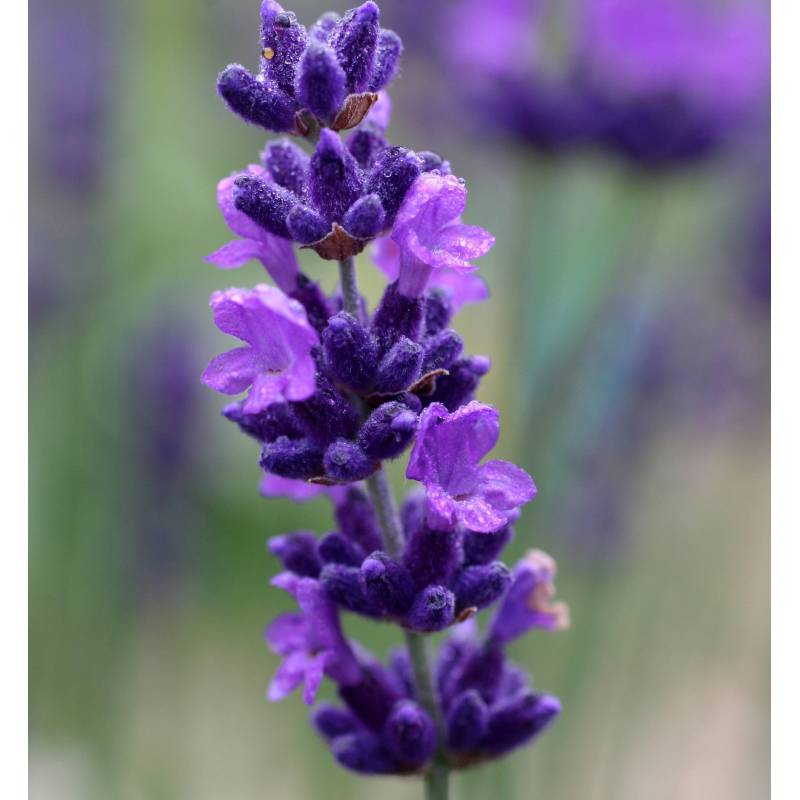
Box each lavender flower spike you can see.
[266,574,361,704]
[391,172,495,299]
[489,549,570,645]
[202,284,318,414]
[206,166,299,293]
[407,401,537,532]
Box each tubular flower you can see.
[406,402,537,532]
[201,284,319,413]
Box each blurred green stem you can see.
[337,257,450,800]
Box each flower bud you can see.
[422,328,464,373]
[334,487,383,553]
[268,531,321,577]
[482,692,561,756]
[403,525,461,591]
[446,690,489,751]
[309,11,340,43]
[342,194,386,239]
[296,42,347,122]
[365,146,420,226]
[310,129,365,223]
[372,281,425,350]
[331,732,395,774]
[462,523,515,565]
[286,204,329,244]
[454,561,512,613]
[260,436,324,480]
[264,10,308,97]
[262,139,309,196]
[312,703,360,740]
[346,123,387,169]
[357,402,417,460]
[374,337,423,394]
[368,29,403,92]
[362,551,415,615]
[339,660,404,731]
[424,288,454,336]
[322,312,378,391]
[233,174,295,238]
[223,400,304,442]
[406,584,455,632]
[318,531,366,567]
[332,2,380,93]
[320,563,380,616]
[383,700,436,768]
[324,439,376,482]
[217,65,295,132]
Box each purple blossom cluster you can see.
[202,1,569,789]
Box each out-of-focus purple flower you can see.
[407,402,536,532]
[446,0,598,152]
[390,172,495,299]
[202,284,319,413]
[489,550,570,645]
[372,236,489,313]
[443,0,769,163]
[578,0,770,165]
[266,574,361,704]
[206,166,300,293]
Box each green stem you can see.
[337,257,450,800]
[338,255,362,321]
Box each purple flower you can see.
[579,0,770,165]
[489,550,570,645]
[372,235,489,313]
[201,284,319,414]
[206,166,300,293]
[217,2,403,135]
[266,574,361,704]
[407,402,536,532]
[390,172,495,299]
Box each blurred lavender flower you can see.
[578,0,770,166]
[442,0,769,164]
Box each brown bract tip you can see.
[302,222,369,260]
[331,92,379,131]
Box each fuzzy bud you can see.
[406,584,455,632]
[357,402,417,460]
[268,531,321,578]
[361,551,415,616]
[322,312,379,391]
[374,337,423,394]
[310,129,365,223]
[454,562,512,613]
[342,194,386,239]
[383,700,436,768]
[260,436,324,480]
[324,439,376,482]
[233,174,295,239]
[446,690,489,751]
[296,42,347,122]
[217,65,295,132]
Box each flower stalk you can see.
[202,1,568,792]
